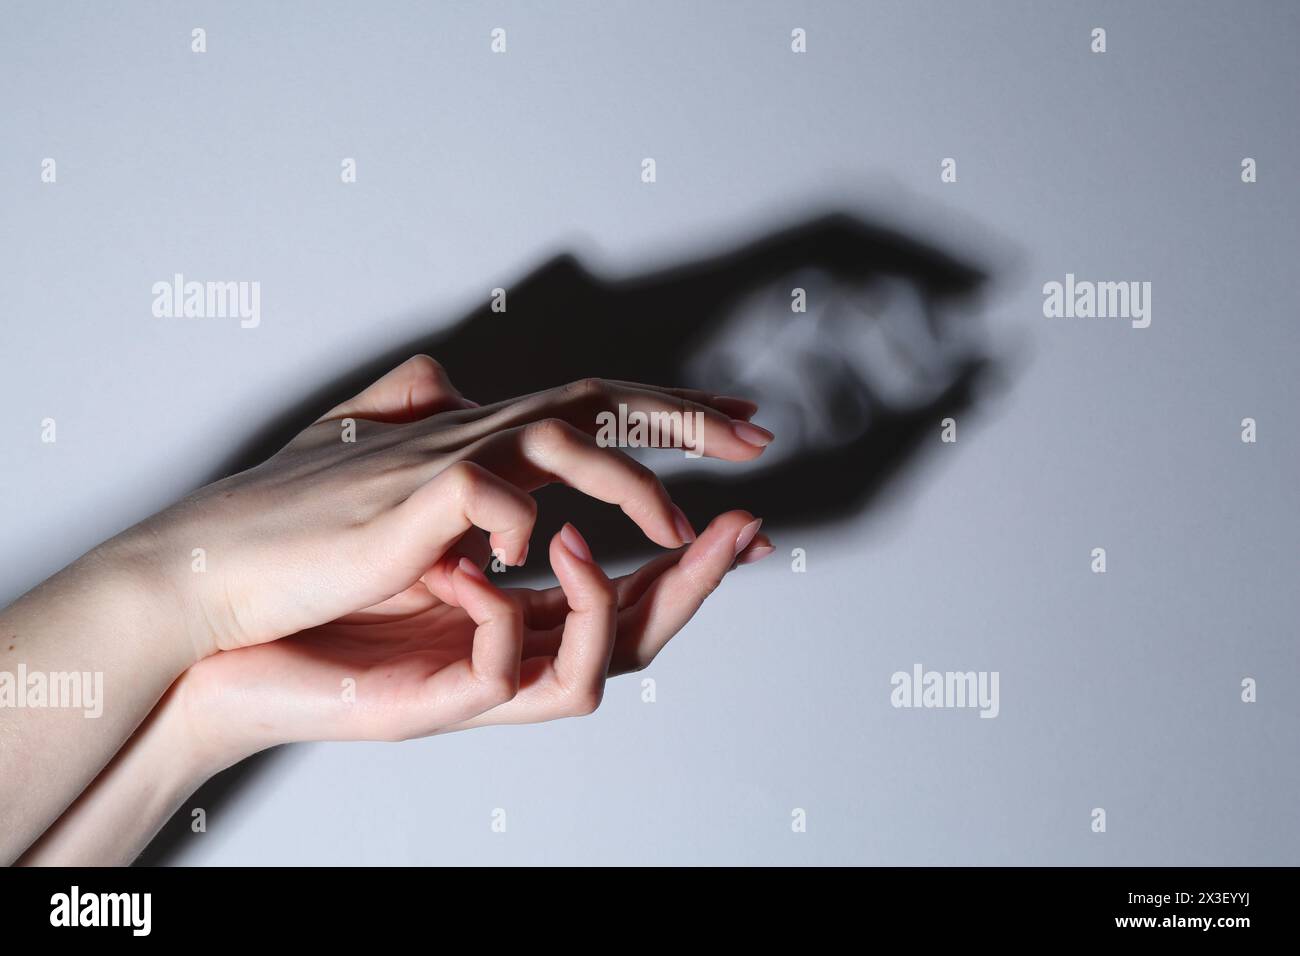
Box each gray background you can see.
[2,0,1297,864]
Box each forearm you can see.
[0,532,200,864]
[15,680,217,867]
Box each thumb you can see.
[317,354,476,424]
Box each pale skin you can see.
[2,356,775,865]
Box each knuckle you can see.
[525,416,571,445]
[590,575,618,606]
[566,685,604,717]
[495,598,525,628]
[445,459,486,498]
[480,672,519,706]
[523,417,575,459]
[503,490,538,528]
[569,377,608,402]
[582,572,616,608]
[630,462,665,498]
[683,562,724,598]
[406,353,445,379]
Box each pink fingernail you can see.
[731,420,773,448]
[733,518,763,557]
[736,544,775,566]
[458,556,488,582]
[670,505,696,545]
[559,523,592,562]
[461,398,481,408]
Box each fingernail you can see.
[559,523,592,562]
[670,504,696,545]
[461,398,481,408]
[518,541,529,566]
[731,420,773,448]
[736,544,775,566]
[734,518,763,557]
[457,556,489,583]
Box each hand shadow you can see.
[136,208,1006,864]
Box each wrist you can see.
[136,678,219,799]
[87,513,221,668]
[170,656,267,776]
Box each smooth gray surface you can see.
[2,0,1297,864]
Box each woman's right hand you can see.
[170,513,773,772]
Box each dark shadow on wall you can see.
[135,210,1005,865]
